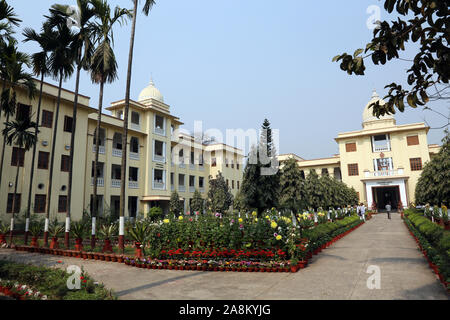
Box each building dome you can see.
[138,77,164,103]
[362,90,395,127]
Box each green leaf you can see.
[407,94,417,108]
[353,48,363,58]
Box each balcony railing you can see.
[111,179,121,188]
[129,181,139,189]
[189,164,195,170]
[179,161,186,169]
[373,145,390,152]
[130,123,140,131]
[171,184,174,191]
[130,152,140,161]
[92,145,105,154]
[199,187,205,193]
[154,154,165,163]
[91,177,104,187]
[178,185,186,192]
[154,127,165,136]
[189,186,195,193]
[364,168,404,178]
[112,148,122,157]
[153,181,165,190]
[198,165,204,171]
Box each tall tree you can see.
[48,1,96,249]
[190,189,204,214]
[0,0,21,44]
[206,172,233,214]
[169,190,183,216]
[89,0,130,249]
[415,130,450,206]
[279,157,306,213]
[304,169,322,210]
[333,0,449,123]
[21,26,56,245]
[119,0,156,252]
[42,12,76,247]
[2,117,38,246]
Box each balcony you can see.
[199,165,205,171]
[111,179,121,188]
[153,180,165,190]
[189,186,195,193]
[92,145,105,154]
[178,160,186,169]
[112,148,122,157]
[171,184,174,191]
[364,168,404,178]
[130,123,140,131]
[130,152,140,161]
[178,185,186,192]
[189,164,196,170]
[129,181,139,189]
[199,187,205,193]
[91,177,104,187]
[154,127,165,136]
[373,145,390,152]
[153,154,165,163]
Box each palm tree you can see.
[42,12,76,247]
[89,0,130,249]
[0,40,35,194]
[47,1,96,249]
[21,26,57,245]
[0,0,21,43]
[119,0,156,252]
[2,117,38,246]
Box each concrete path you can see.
[0,213,448,300]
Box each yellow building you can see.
[279,91,440,211]
[0,78,243,223]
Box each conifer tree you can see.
[279,157,305,212]
[169,190,183,216]
[206,172,233,214]
[190,189,204,213]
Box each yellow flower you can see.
[178,216,183,221]
[252,211,257,216]
[255,218,258,222]
[271,221,278,229]
[245,243,251,247]
[286,218,291,224]
[163,219,170,224]
[238,218,243,223]
[265,215,270,219]
[276,235,282,240]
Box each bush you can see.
[149,206,163,221]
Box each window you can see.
[34,194,46,213]
[93,128,106,146]
[16,103,31,121]
[225,159,229,167]
[232,180,234,189]
[6,193,21,213]
[374,157,393,171]
[226,179,229,186]
[41,110,53,128]
[63,116,73,132]
[91,161,104,178]
[154,140,165,161]
[155,114,165,132]
[61,155,70,172]
[371,134,390,152]
[190,151,195,165]
[179,174,185,186]
[113,132,122,150]
[410,158,422,171]
[38,151,49,169]
[199,177,204,188]
[345,142,357,152]
[237,181,240,190]
[407,135,419,146]
[129,167,139,182]
[11,147,25,167]
[321,168,329,176]
[189,175,195,187]
[130,137,139,153]
[116,110,123,119]
[211,157,217,167]
[131,111,140,125]
[236,163,240,170]
[231,160,234,169]
[58,195,67,213]
[111,164,121,179]
[170,172,174,186]
[348,163,359,176]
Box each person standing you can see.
[385,202,392,220]
[360,203,366,222]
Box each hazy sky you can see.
[10,0,448,159]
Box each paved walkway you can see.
[0,213,448,300]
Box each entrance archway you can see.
[372,186,400,211]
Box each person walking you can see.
[360,203,366,222]
[385,202,392,220]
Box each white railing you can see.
[154,127,165,136]
[112,148,122,157]
[153,181,165,190]
[373,145,390,152]
[129,181,139,189]
[189,186,195,193]
[178,185,186,192]
[130,123,140,131]
[179,161,185,169]
[189,164,196,170]
[91,177,104,187]
[130,152,140,161]
[365,168,404,178]
[92,145,105,154]
[199,187,205,193]
[153,154,165,163]
[111,179,121,188]
[199,165,204,171]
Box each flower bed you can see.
[0,260,115,300]
[403,209,450,293]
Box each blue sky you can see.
[10,0,448,159]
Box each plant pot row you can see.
[14,245,125,263]
[0,286,27,300]
[403,219,449,294]
[311,221,364,255]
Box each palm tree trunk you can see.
[24,73,45,245]
[119,0,138,252]
[8,161,20,247]
[45,73,63,247]
[66,62,81,249]
[92,80,104,249]
[0,112,11,187]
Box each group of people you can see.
[356,202,393,220]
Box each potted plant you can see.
[0,222,9,246]
[98,223,117,253]
[29,223,42,248]
[127,221,148,258]
[71,221,87,252]
[289,258,299,273]
[48,223,64,250]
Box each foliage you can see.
[0,260,115,300]
[169,191,183,215]
[206,171,233,214]
[233,190,249,213]
[48,222,64,238]
[148,206,163,222]
[0,221,9,234]
[98,223,117,240]
[415,130,450,206]
[70,221,87,239]
[279,157,306,213]
[190,189,204,213]
[29,222,42,237]
[333,0,449,118]
[127,221,148,244]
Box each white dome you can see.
[138,78,164,103]
[362,90,395,124]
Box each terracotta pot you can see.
[75,238,83,252]
[134,242,143,258]
[99,254,105,261]
[158,266,163,269]
[117,256,124,263]
[271,268,277,272]
[94,254,99,260]
[102,239,113,253]
[196,266,202,271]
[0,234,6,245]
[50,237,59,249]
[30,237,39,248]
[111,255,118,262]
[290,266,298,273]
